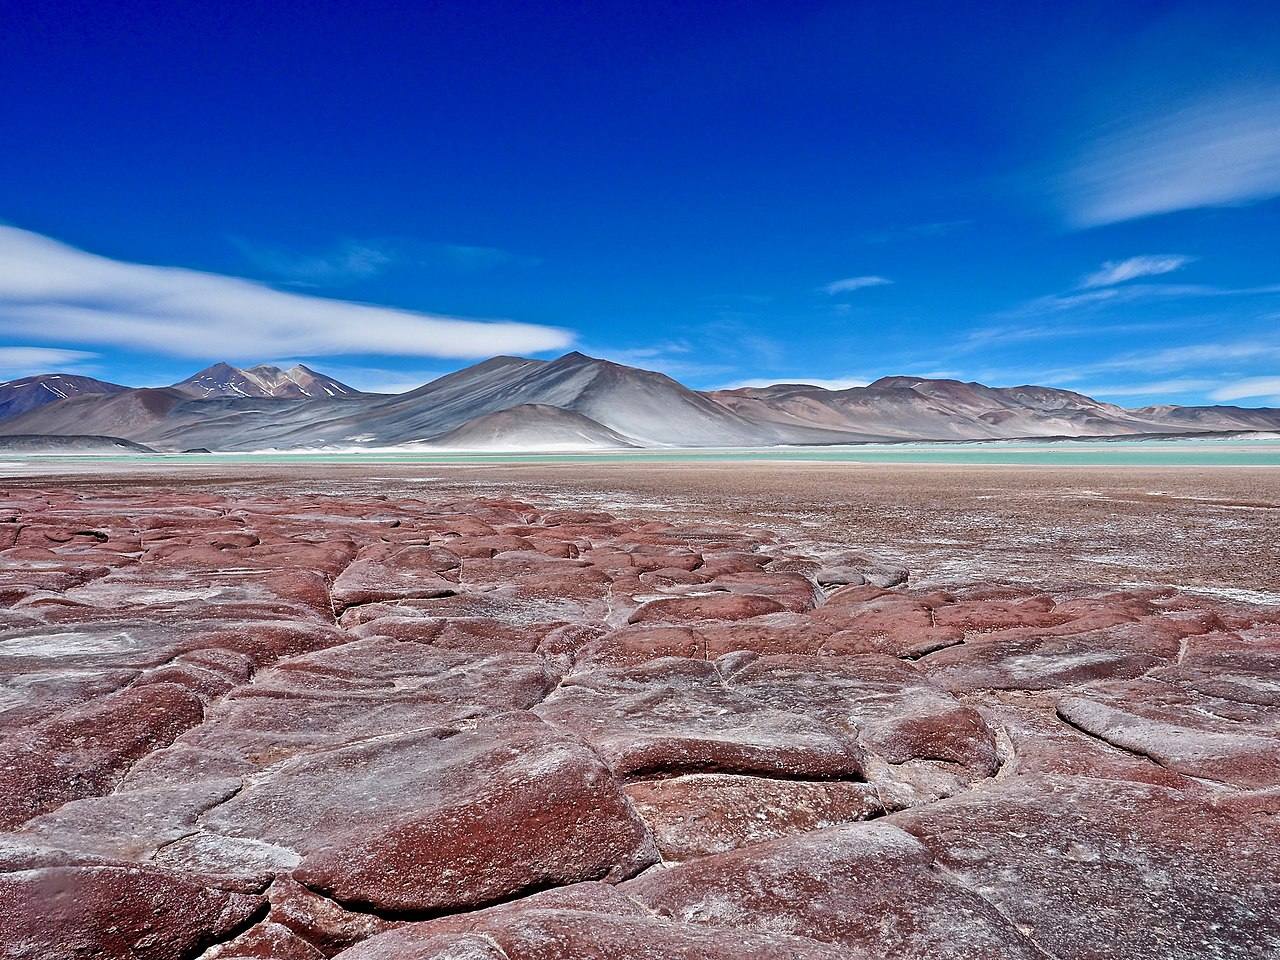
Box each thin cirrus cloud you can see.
[0,226,574,361]
[0,345,99,378]
[959,318,1185,351]
[821,276,892,295]
[230,236,539,286]
[949,335,1280,401]
[1062,88,1280,227]
[993,281,1280,325]
[228,237,394,284]
[1067,338,1280,378]
[1080,255,1194,289]
[1075,378,1217,398]
[1211,376,1280,402]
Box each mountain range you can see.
[0,373,129,420]
[171,362,364,400]
[0,353,1277,452]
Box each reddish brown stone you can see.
[917,616,1191,692]
[330,548,459,612]
[704,570,820,612]
[696,551,770,576]
[624,822,1046,959]
[352,615,552,652]
[574,625,704,666]
[204,921,327,959]
[628,593,786,624]
[971,692,1188,788]
[725,653,1000,774]
[0,681,205,828]
[623,545,703,573]
[1,486,1275,960]
[0,864,265,960]
[624,773,882,859]
[1055,678,1280,788]
[336,882,851,959]
[269,875,400,956]
[176,641,556,763]
[534,658,867,780]
[203,712,657,913]
[697,615,826,657]
[893,774,1280,959]
[638,566,712,588]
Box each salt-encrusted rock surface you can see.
[0,486,1276,958]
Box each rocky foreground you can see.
[0,486,1277,959]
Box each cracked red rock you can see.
[203,712,657,913]
[0,483,1275,959]
[1,863,266,960]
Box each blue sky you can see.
[1,0,1279,404]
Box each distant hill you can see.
[0,388,190,442]
[419,403,640,450]
[0,434,156,453]
[0,373,128,420]
[706,377,1186,441]
[1,352,1277,451]
[348,351,845,447]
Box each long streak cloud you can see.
[0,226,574,360]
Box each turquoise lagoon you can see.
[7,437,1280,468]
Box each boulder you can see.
[628,594,786,624]
[893,774,1280,959]
[534,658,867,780]
[624,822,1046,959]
[0,864,265,960]
[202,712,657,913]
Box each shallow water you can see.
[5,438,1280,468]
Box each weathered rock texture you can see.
[0,485,1276,958]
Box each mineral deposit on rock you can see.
[0,483,1276,958]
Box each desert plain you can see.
[1,459,1278,959]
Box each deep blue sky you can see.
[2,0,1279,403]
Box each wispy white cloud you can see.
[1080,255,1194,288]
[433,242,541,271]
[1072,378,1217,398]
[720,376,870,391]
[592,342,692,364]
[0,226,573,361]
[232,236,540,286]
[1097,339,1280,374]
[821,275,892,295]
[0,346,99,379]
[1210,376,1280,403]
[1063,88,1280,227]
[229,238,395,284]
[585,342,733,383]
[991,282,1280,327]
[921,332,1280,398]
[959,318,1184,350]
[1018,339,1280,392]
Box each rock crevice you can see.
[0,484,1276,959]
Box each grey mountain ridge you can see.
[0,352,1276,451]
[0,373,129,420]
[0,434,156,453]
